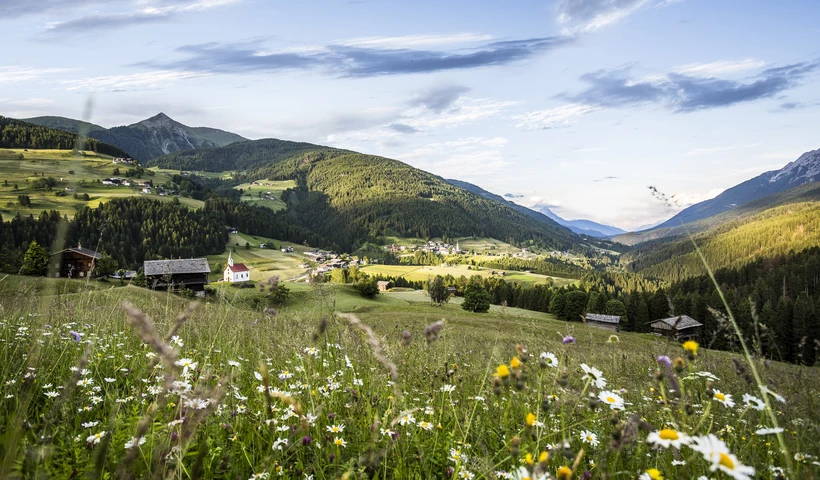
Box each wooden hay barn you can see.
[50,245,102,278]
[377,280,392,292]
[650,315,703,341]
[584,313,621,331]
[144,258,210,292]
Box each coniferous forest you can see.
[0,117,129,158]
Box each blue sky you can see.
[1,0,818,230]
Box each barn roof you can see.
[377,281,391,286]
[50,246,102,259]
[651,315,703,330]
[144,258,210,276]
[585,313,621,324]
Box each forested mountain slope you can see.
[622,200,820,282]
[0,116,128,157]
[615,148,820,245]
[151,139,581,252]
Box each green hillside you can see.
[614,182,820,246]
[149,139,580,252]
[0,116,129,158]
[622,200,820,282]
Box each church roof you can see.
[227,263,249,272]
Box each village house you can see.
[49,244,101,278]
[144,258,210,292]
[584,313,621,331]
[650,315,703,341]
[223,252,250,283]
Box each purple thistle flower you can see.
[657,355,672,367]
[562,335,575,345]
[69,330,81,342]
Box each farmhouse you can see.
[223,252,250,283]
[377,280,392,292]
[49,244,101,278]
[650,315,703,341]
[144,258,210,291]
[584,313,621,331]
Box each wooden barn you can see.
[144,258,210,292]
[650,315,703,341]
[584,313,621,331]
[377,280,392,292]
[50,244,101,278]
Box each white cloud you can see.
[557,0,651,34]
[338,33,494,50]
[397,137,512,179]
[673,58,767,78]
[61,70,208,91]
[0,66,72,83]
[405,97,519,130]
[511,103,599,130]
[683,143,761,156]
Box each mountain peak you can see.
[769,148,820,184]
[135,112,177,127]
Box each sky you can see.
[1,0,819,230]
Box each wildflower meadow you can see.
[0,282,818,479]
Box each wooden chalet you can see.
[650,315,703,341]
[144,258,210,292]
[584,313,621,331]
[50,244,101,278]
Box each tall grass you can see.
[0,279,817,478]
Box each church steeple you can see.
[228,251,234,267]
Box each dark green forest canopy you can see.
[149,139,581,252]
[0,117,129,158]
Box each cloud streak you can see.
[565,59,820,112]
[42,0,241,34]
[556,0,650,33]
[138,36,572,78]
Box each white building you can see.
[223,252,250,283]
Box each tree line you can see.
[0,117,129,158]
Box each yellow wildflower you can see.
[682,340,698,356]
[496,364,510,378]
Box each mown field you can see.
[0,275,817,479]
[233,179,297,212]
[0,148,199,219]
[360,264,577,287]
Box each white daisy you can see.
[754,427,784,436]
[124,436,146,449]
[86,431,106,444]
[742,393,765,411]
[646,428,690,449]
[689,434,755,480]
[580,363,607,389]
[540,352,559,368]
[597,390,625,410]
[712,390,735,408]
[580,430,599,447]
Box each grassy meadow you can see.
[234,180,297,212]
[0,148,199,219]
[360,264,577,288]
[0,275,817,479]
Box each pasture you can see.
[0,275,816,478]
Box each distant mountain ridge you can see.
[614,148,820,244]
[23,113,248,161]
[534,205,626,238]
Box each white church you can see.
[223,252,250,283]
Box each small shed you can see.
[144,258,210,291]
[585,313,621,331]
[448,286,457,297]
[650,315,703,341]
[50,245,102,278]
[377,280,392,292]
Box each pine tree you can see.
[21,241,49,276]
[462,281,490,313]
